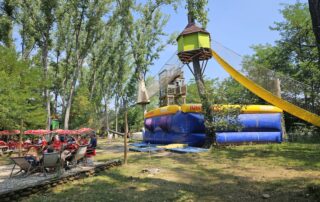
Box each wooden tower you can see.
[159,68,187,107]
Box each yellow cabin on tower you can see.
[177,23,212,64]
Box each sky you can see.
[149,0,308,82]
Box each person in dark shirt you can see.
[87,134,97,156]
[89,134,97,148]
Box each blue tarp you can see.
[166,146,209,153]
[129,147,164,152]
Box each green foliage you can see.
[0,0,16,48]
[242,2,320,130]
[0,46,46,129]
[186,78,218,103]
[186,78,243,145]
[216,78,263,105]
[186,0,208,28]
[69,86,94,129]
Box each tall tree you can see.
[58,0,110,129]
[243,3,320,129]
[114,0,179,163]
[184,0,217,147]
[0,46,46,129]
[0,0,16,48]
[20,0,58,129]
[185,0,208,28]
[308,0,320,66]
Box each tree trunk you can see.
[42,42,51,130]
[104,97,109,131]
[308,0,320,67]
[53,51,60,114]
[124,100,128,165]
[115,95,119,132]
[19,120,23,157]
[192,57,214,147]
[64,64,81,129]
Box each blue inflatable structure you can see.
[144,112,283,147]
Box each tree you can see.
[56,0,110,129]
[243,2,320,130]
[185,0,208,28]
[0,0,16,48]
[113,0,180,164]
[186,78,218,103]
[216,78,263,105]
[19,0,58,129]
[308,0,320,66]
[0,46,46,129]
[183,0,218,147]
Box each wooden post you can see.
[274,78,287,141]
[19,119,23,157]
[274,78,281,98]
[124,101,128,165]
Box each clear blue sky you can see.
[149,0,308,82]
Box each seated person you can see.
[43,141,54,153]
[24,146,41,166]
[86,134,97,155]
[37,137,42,145]
[67,136,76,144]
[89,134,97,148]
[41,137,47,147]
[79,136,89,145]
[24,138,31,144]
[53,137,62,151]
[60,149,74,170]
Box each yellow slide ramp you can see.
[211,50,320,127]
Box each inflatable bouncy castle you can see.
[143,104,283,147]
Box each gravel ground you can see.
[0,138,126,194]
[0,163,104,194]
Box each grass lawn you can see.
[23,140,320,202]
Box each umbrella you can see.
[76,128,93,134]
[53,129,77,135]
[24,129,51,135]
[0,130,20,135]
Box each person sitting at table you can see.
[53,136,62,151]
[43,141,54,153]
[25,138,31,144]
[38,137,42,145]
[79,136,89,145]
[25,146,41,166]
[67,136,76,144]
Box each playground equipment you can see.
[210,43,320,127]
[144,104,283,146]
[141,15,319,146]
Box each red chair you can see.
[8,141,17,150]
[41,139,48,147]
[53,140,62,151]
[0,140,9,152]
[0,140,7,147]
[79,139,89,145]
[86,147,96,157]
[66,143,79,153]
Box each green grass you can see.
[23,142,320,202]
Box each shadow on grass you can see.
[26,153,319,202]
[211,143,320,170]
